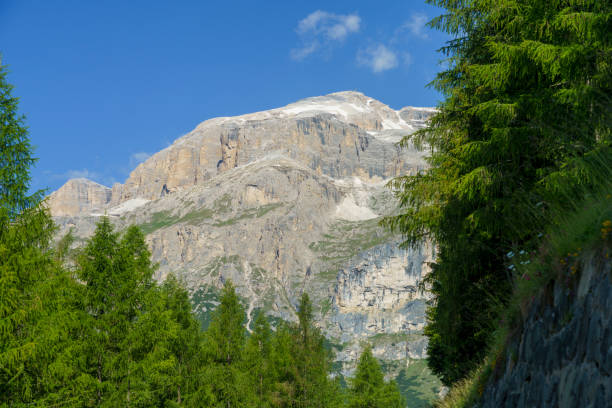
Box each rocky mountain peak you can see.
[46,178,111,217]
[48,92,440,395]
[49,91,434,217]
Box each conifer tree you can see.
[293,293,343,408]
[76,219,158,405]
[268,323,297,407]
[0,64,43,218]
[159,275,201,406]
[0,62,63,405]
[124,275,201,407]
[76,217,121,404]
[244,312,273,407]
[348,345,404,408]
[200,280,249,407]
[385,0,611,384]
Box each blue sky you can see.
[0,0,449,193]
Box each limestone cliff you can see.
[46,178,111,216]
[48,91,441,402]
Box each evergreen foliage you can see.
[244,312,273,407]
[0,65,43,218]
[384,0,611,385]
[292,293,343,408]
[199,280,249,407]
[0,62,63,406]
[348,345,404,408]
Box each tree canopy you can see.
[384,0,611,385]
[348,345,404,408]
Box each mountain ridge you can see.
[48,90,434,213]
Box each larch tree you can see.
[293,293,343,408]
[348,345,404,408]
[201,280,249,407]
[0,62,62,405]
[244,312,273,407]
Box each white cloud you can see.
[400,13,429,39]
[130,152,151,166]
[292,10,361,61]
[297,10,329,33]
[290,41,319,61]
[357,44,399,73]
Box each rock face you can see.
[46,178,111,216]
[479,254,612,408]
[48,91,441,401]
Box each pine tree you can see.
[206,281,245,366]
[75,219,158,406]
[292,293,343,408]
[384,0,611,384]
[0,62,64,405]
[348,345,404,408]
[244,312,272,407]
[0,64,43,218]
[200,280,249,407]
[268,323,297,408]
[159,275,201,406]
[0,208,60,404]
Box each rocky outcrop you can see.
[479,254,612,408]
[46,178,111,216]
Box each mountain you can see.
[47,91,442,403]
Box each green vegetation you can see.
[197,255,243,278]
[180,207,214,224]
[0,65,43,215]
[139,206,214,234]
[319,297,332,317]
[367,332,422,347]
[191,285,221,329]
[7,0,609,403]
[310,219,395,281]
[212,202,283,227]
[212,193,232,213]
[397,360,443,408]
[0,62,60,404]
[4,202,416,407]
[138,200,282,234]
[385,0,611,386]
[139,210,181,234]
[347,345,405,408]
[437,181,612,407]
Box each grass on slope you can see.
[139,208,214,234]
[212,203,283,226]
[139,201,283,234]
[308,218,395,282]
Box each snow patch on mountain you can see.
[335,194,378,221]
[94,198,150,216]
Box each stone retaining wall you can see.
[479,254,612,408]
